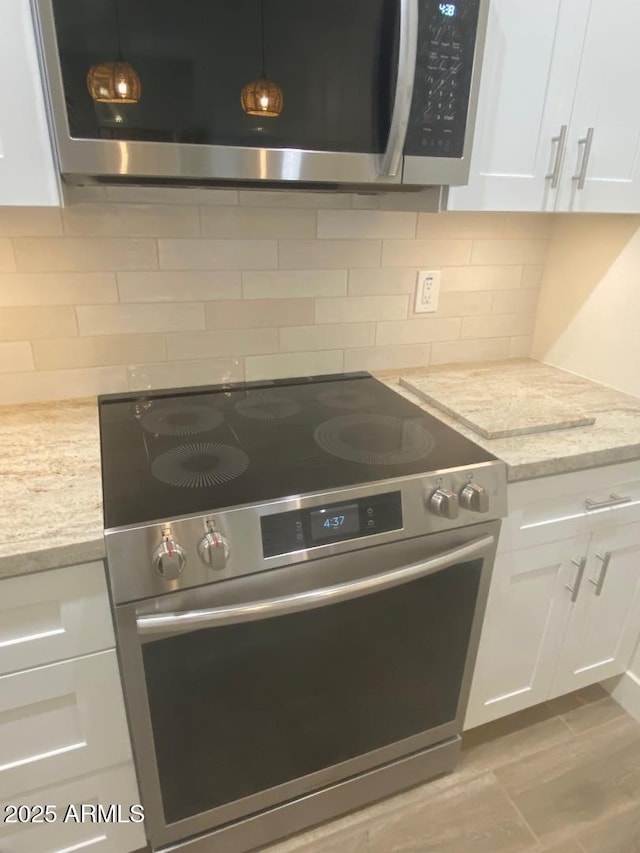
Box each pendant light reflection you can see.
[241,1,282,118]
[87,0,141,104]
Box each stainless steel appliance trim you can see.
[379,0,419,177]
[590,551,612,597]
[159,737,461,853]
[115,520,499,848]
[403,0,490,187]
[573,127,595,190]
[546,124,568,189]
[137,533,494,637]
[566,556,588,603]
[585,493,632,512]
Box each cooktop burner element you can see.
[235,392,301,421]
[317,387,376,410]
[151,442,250,489]
[141,402,224,437]
[314,414,434,465]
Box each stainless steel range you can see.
[99,372,507,853]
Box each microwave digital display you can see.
[439,3,457,16]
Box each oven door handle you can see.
[379,0,419,177]
[136,534,495,638]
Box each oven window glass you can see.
[142,558,482,825]
[51,0,398,153]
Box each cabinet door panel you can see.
[550,521,640,696]
[448,0,588,211]
[0,764,145,853]
[559,0,640,212]
[0,650,133,798]
[464,537,588,729]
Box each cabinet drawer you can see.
[0,562,114,676]
[0,763,146,853]
[0,650,134,799]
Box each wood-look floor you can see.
[265,686,640,853]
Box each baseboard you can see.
[602,670,640,723]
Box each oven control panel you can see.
[261,492,403,558]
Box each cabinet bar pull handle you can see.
[573,127,595,190]
[589,551,612,597]
[565,556,587,603]
[585,493,632,512]
[546,125,568,188]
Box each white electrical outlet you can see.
[414,270,440,314]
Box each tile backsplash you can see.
[0,188,551,404]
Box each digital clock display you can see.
[439,3,456,16]
[310,503,360,540]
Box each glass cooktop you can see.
[98,372,497,529]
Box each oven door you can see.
[116,521,498,850]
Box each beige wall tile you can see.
[417,212,505,240]
[461,313,536,339]
[77,304,204,336]
[348,269,416,296]
[378,188,442,211]
[33,335,166,370]
[201,207,316,239]
[106,186,239,206]
[205,299,313,329]
[471,240,549,266]
[492,289,540,315]
[0,342,34,373]
[0,307,77,341]
[503,214,554,240]
[431,338,511,366]
[0,366,127,404]
[351,194,382,210]
[280,323,375,352]
[376,317,461,346]
[382,240,471,267]
[522,265,545,288]
[238,191,350,209]
[62,204,199,238]
[344,344,432,372]
[0,273,117,305]
[0,208,63,237]
[63,186,108,204]
[318,210,416,239]
[246,350,344,382]
[0,240,16,272]
[13,238,157,272]
[279,240,381,270]
[509,336,532,358]
[167,329,278,360]
[440,266,523,292]
[128,358,244,391]
[243,270,347,299]
[117,271,241,303]
[434,291,493,318]
[159,239,277,270]
[316,296,409,324]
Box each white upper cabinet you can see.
[0,1,60,206]
[449,0,640,213]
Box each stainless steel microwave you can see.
[32,0,489,190]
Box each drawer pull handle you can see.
[589,551,612,597]
[565,556,587,603]
[585,493,632,512]
[573,127,594,190]
[546,124,568,189]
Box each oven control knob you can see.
[460,482,490,514]
[428,488,459,520]
[198,531,230,570]
[153,539,186,580]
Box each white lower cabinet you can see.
[465,461,640,729]
[0,562,145,853]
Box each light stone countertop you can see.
[0,398,104,579]
[2,358,640,581]
[377,359,640,482]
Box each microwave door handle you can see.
[136,534,495,638]
[379,0,419,177]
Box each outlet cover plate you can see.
[414,270,440,314]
